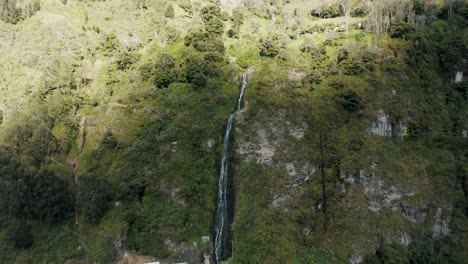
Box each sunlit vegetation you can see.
[0,0,466,263]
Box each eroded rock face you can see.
[367,109,407,138]
[237,111,308,165]
[432,207,451,238]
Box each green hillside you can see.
[0,0,466,263]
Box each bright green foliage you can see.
[0,0,467,262]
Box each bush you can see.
[390,21,415,39]
[206,17,224,35]
[227,28,239,38]
[200,5,221,23]
[153,70,173,88]
[259,38,280,57]
[377,242,409,264]
[165,4,175,18]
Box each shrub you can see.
[259,38,280,57]
[227,28,239,38]
[390,21,415,39]
[165,4,175,18]
[200,5,221,23]
[206,17,224,35]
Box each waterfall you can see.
[214,72,248,263]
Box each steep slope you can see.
[0,0,466,263]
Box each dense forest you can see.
[0,0,466,263]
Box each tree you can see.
[259,38,280,57]
[200,5,221,23]
[365,0,415,35]
[304,95,343,234]
[7,221,33,249]
[231,7,244,30]
[78,175,110,223]
[205,17,224,35]
[378,242,409,264]
[336,0,353,33]
[165,4,174,18]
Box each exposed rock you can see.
[350,254,363,264]
[367,109,407,138]
[201,236,210,244]
[432,207,451,238]
[180,246,202,264]
[400,201,427,224]
[164,239,183,253]
[116,251,157,264]
[286,121,307,139]
[285,162,297,176]
[238,128,276,164]
[271,194,291,208]
[400,233,412,246]
[207,139,214,148]
[455,71,463,83]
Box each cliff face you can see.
[0,0,466,263]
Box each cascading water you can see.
[214,72,248,263]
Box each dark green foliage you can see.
[78,175,110,224]
[378,242,409,264]
[227,28,239,38]
[409,239,433,264]
[153,70,173,88]
[311,4,341,19]
[200,5,221,23]
[206,17,224,35]
[390,21,415,39]
[413,0,424,15]
[165,4,174,18]
[334,89,364,113]
[363,254,382,264]
[184,30,225,53]
[259,38,280,57]
[7,221,33,249]
[0,148,72,222]
[116,51,139,71]
[141,52,176,87]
